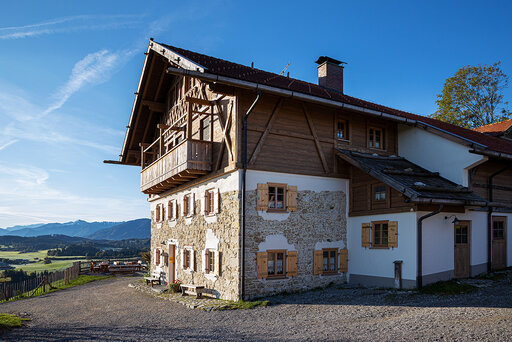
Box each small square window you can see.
[368,127,385,150]
[322,248,338,273]
[373,185,387,202]
[267,250,286,277]
[268,183,287,211]
[337,120,349,141]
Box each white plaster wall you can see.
[421,210,488,276]
[398,125,485,186]
[348,212,417,281]
[258,234,296,252]
[149,170,240,212]
[246,170,349,192]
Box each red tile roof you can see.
[473,119,512,134]
[161,43,512,155]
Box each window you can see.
[205,189,215,215]
[336,119,349,141]
[322,248,338,274]
[267,250,286,277]
[493,217,506,240]
[183,248,191,269]
[368,127,384,149]
[268,183,286,211]
[155,205,161,222]
[373,184,387,202]
[200,117,211,141]
[455,223,469,244]
[168,200,177,220]
[206,249,215,273]
[373,221,389,247]
[183,194,194,217]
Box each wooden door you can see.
[454,221,471,278]
[168,244,175,284]
[492,217,507,270]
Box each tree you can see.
[430,62,511,128]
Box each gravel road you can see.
[1,274,512,341]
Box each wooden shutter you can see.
[155,249,160,266]
[339,249,348,273]
[256,252,268,279]
[313,250,323,275]
[181,249,185,268]
[201,191,206,215]
[288,186,298,212]
[257,183,269,211]
[203,249,208,272]
[287,251,298,277]
[214,250,221,276]
[213,188,220,213]
[362,223,371,247]
[182,197,186,217]
[192,193,196,215]
[388,221,398,248]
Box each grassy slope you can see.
[0,250,88,273]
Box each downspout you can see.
[241,90,262,300]
[487,166,511,272]
[417,205,444,289]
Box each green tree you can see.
[430,62,511,128]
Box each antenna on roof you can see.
[280,61,290,75]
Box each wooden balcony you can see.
[140,139,212,194]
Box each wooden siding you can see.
[470,160,512,208]
[237,89,398,178]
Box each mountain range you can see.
[0,219,150,240]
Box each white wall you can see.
[246,170,349,192]
[348,212,417,282]
[398,125,485,186]
[420,210,489,277]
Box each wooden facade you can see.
[470,159,512,208]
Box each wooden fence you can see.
[0,261,81,302]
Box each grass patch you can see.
[0,313,30,330]
[420,280,477,295]
[221,300,270,310]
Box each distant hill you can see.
[86,219,150,240]
[0,220,121,238]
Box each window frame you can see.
[322,248,338,274]
[492,216,506,240]
[266,249,287,278]
[183,248,192,270]
[205,249,215,274]
[183,193,193,217]
[372,184,387,203]
[336,119,349,141]
[168,199,177,221]
[267,183,287,212]
[205,189,215,216]
[372,220,390,248]
[368,126,385,150]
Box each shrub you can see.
[170,279,181,293]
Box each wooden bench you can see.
[144,272,163,287]
[180,284,205,299]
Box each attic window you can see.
[368,127,384,149]
[336,119,349,141]
[373,185,387,202]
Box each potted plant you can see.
[170,279,181,293]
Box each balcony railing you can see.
[140,139,212,194]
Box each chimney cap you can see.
[315,56,346,66]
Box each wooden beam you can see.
[215,102,234,171]
[186,96,211,106]
[142,100,165,113]
[186,101,192,139]
[303,103,329,173]
[248,98,282,167]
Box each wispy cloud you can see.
[0,140,18,151]
[0,14,142,40]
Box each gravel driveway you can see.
[1,274,512,341]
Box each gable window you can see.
[373,184,387,202]
[267,250,286,278]
[368,127,384,149]
[336,119,349,141]
[268,183,286,211]
[373,221,389,247]
[183,193,194,217]
[322,248,338,273]
[200,117,211,141]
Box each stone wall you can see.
[244,189,347,298]
[150,189,241,301]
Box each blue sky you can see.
[1,0,511,227]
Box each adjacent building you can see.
[107,39,512,300]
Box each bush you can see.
[170,279,181,293]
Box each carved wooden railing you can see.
[140,139,212,193]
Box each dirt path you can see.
[1,275,512,341]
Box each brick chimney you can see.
[315,56,345,93]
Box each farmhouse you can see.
[107,39,512,300]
